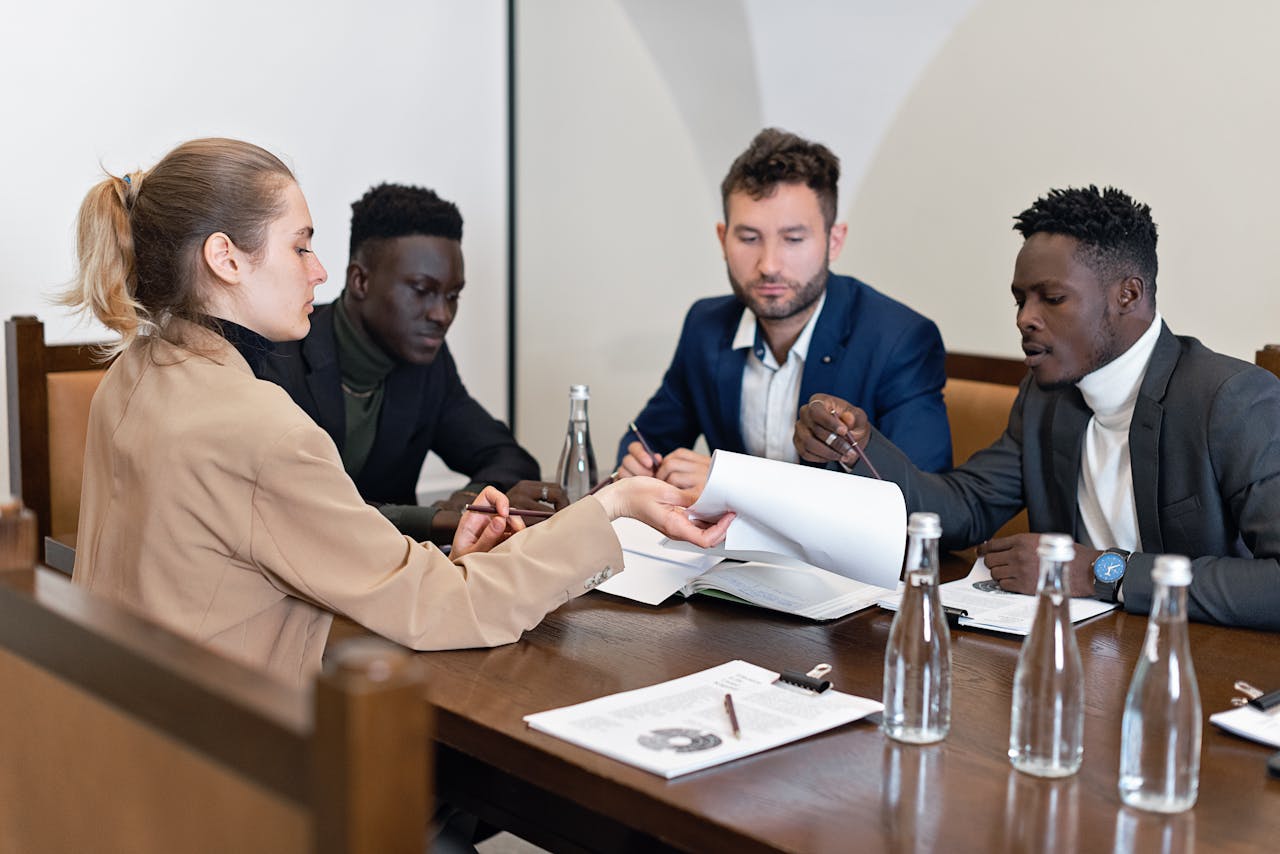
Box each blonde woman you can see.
[66,138,731,686]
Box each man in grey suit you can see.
[795,185,1280,631]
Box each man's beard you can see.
[728,263,829,322]
[1035,304,1124,390]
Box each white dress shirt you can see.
[1075,312,1163,553]
[733,292,827,464]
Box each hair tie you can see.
[123,174,131,186]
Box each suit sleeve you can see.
[248,423,625,650]
[872,317,953,473]
[619,310,706,464]
[852,378,1029,551]
[1122,369,1280,631]
[429,349,540,491]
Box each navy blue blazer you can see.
[259,302,539,505]
[621,273,952,472]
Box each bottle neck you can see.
[568,397,590,423]
[905,534,941,581]
[1150,581,1189,623]
[1036,558,1070,597]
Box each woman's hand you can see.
[593,477,733,549]
[451,486,525,558]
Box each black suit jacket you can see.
[260,302,538,504]
[855,323,1280,631]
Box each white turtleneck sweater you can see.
[1074,312,1163,553]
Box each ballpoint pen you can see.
[723,693,741,739]
[462,504,555,519]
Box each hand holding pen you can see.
[793,394,882,479]
[617,421,661,478]
[615,422,712,491]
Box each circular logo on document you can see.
[637,728,723,753]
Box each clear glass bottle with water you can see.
[1119,554,1201,812]
[883,512,952,743]
[1009,533,1084,777]
[554,384,598,502]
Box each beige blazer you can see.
[73,330,624,686]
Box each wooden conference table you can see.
[358,559,1280,854]
[50,531,1278,852]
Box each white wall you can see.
[0,0,509,498]
[517,0,1280,476]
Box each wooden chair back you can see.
[6,316,111,541]
[943,352,1029,538]
[1257,345,1280,380]
[0,567,431,854]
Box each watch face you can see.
[1094,552,1126,583]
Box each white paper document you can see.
[687,450,907,590]
[596,520,891,618]
[682,557,892,620]
[523,660,883,778]
[597,518,724,606]
[877,557,1117,635]
[1210,705,1280,748]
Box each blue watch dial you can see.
[1093,551,1126,583]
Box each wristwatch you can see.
[1092,549,1131,603]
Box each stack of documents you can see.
[877,557,1117,635]
[596,451,905,620]
[597,519,892,620]
[524,660,882,778]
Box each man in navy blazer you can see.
[617,128,951,487]
[797,186,1280,631]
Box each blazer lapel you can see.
[363,358,427,477]
[797,275,854,412]
[715,338,747,452]
[1130,322,1177,552]
[1048,387,1092,540]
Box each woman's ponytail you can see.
[61,169,150,353]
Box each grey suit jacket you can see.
[856,323,1280,631]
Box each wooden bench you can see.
[6,316,110,543]
[0,567,431,854]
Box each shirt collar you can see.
[209,316,276,377]
[1076,312,1163,418]
[333,290,397,391]
[731,291,828,369]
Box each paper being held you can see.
[687,450,906,590]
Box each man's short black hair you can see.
[721,128,840,230]
[1013,185,1158,296]
[349,183,463,259]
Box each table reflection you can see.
[881,742,945,853]
[998,769,1078,853]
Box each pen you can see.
[462,504,555,519]
[824,405,883,481]
[724,693,741,739]
[847,439,883,481]
[586,470,619,496]
[629,421,658,462]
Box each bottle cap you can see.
[569,384,590,400]
[1036,533,1075,562]
[907,512,941,539]
[1152,554,1192,586]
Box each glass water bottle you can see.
[1009,533,1084,777]
[554,384,598,502]
[882,512,952,743]
[1118,554,1202,813]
